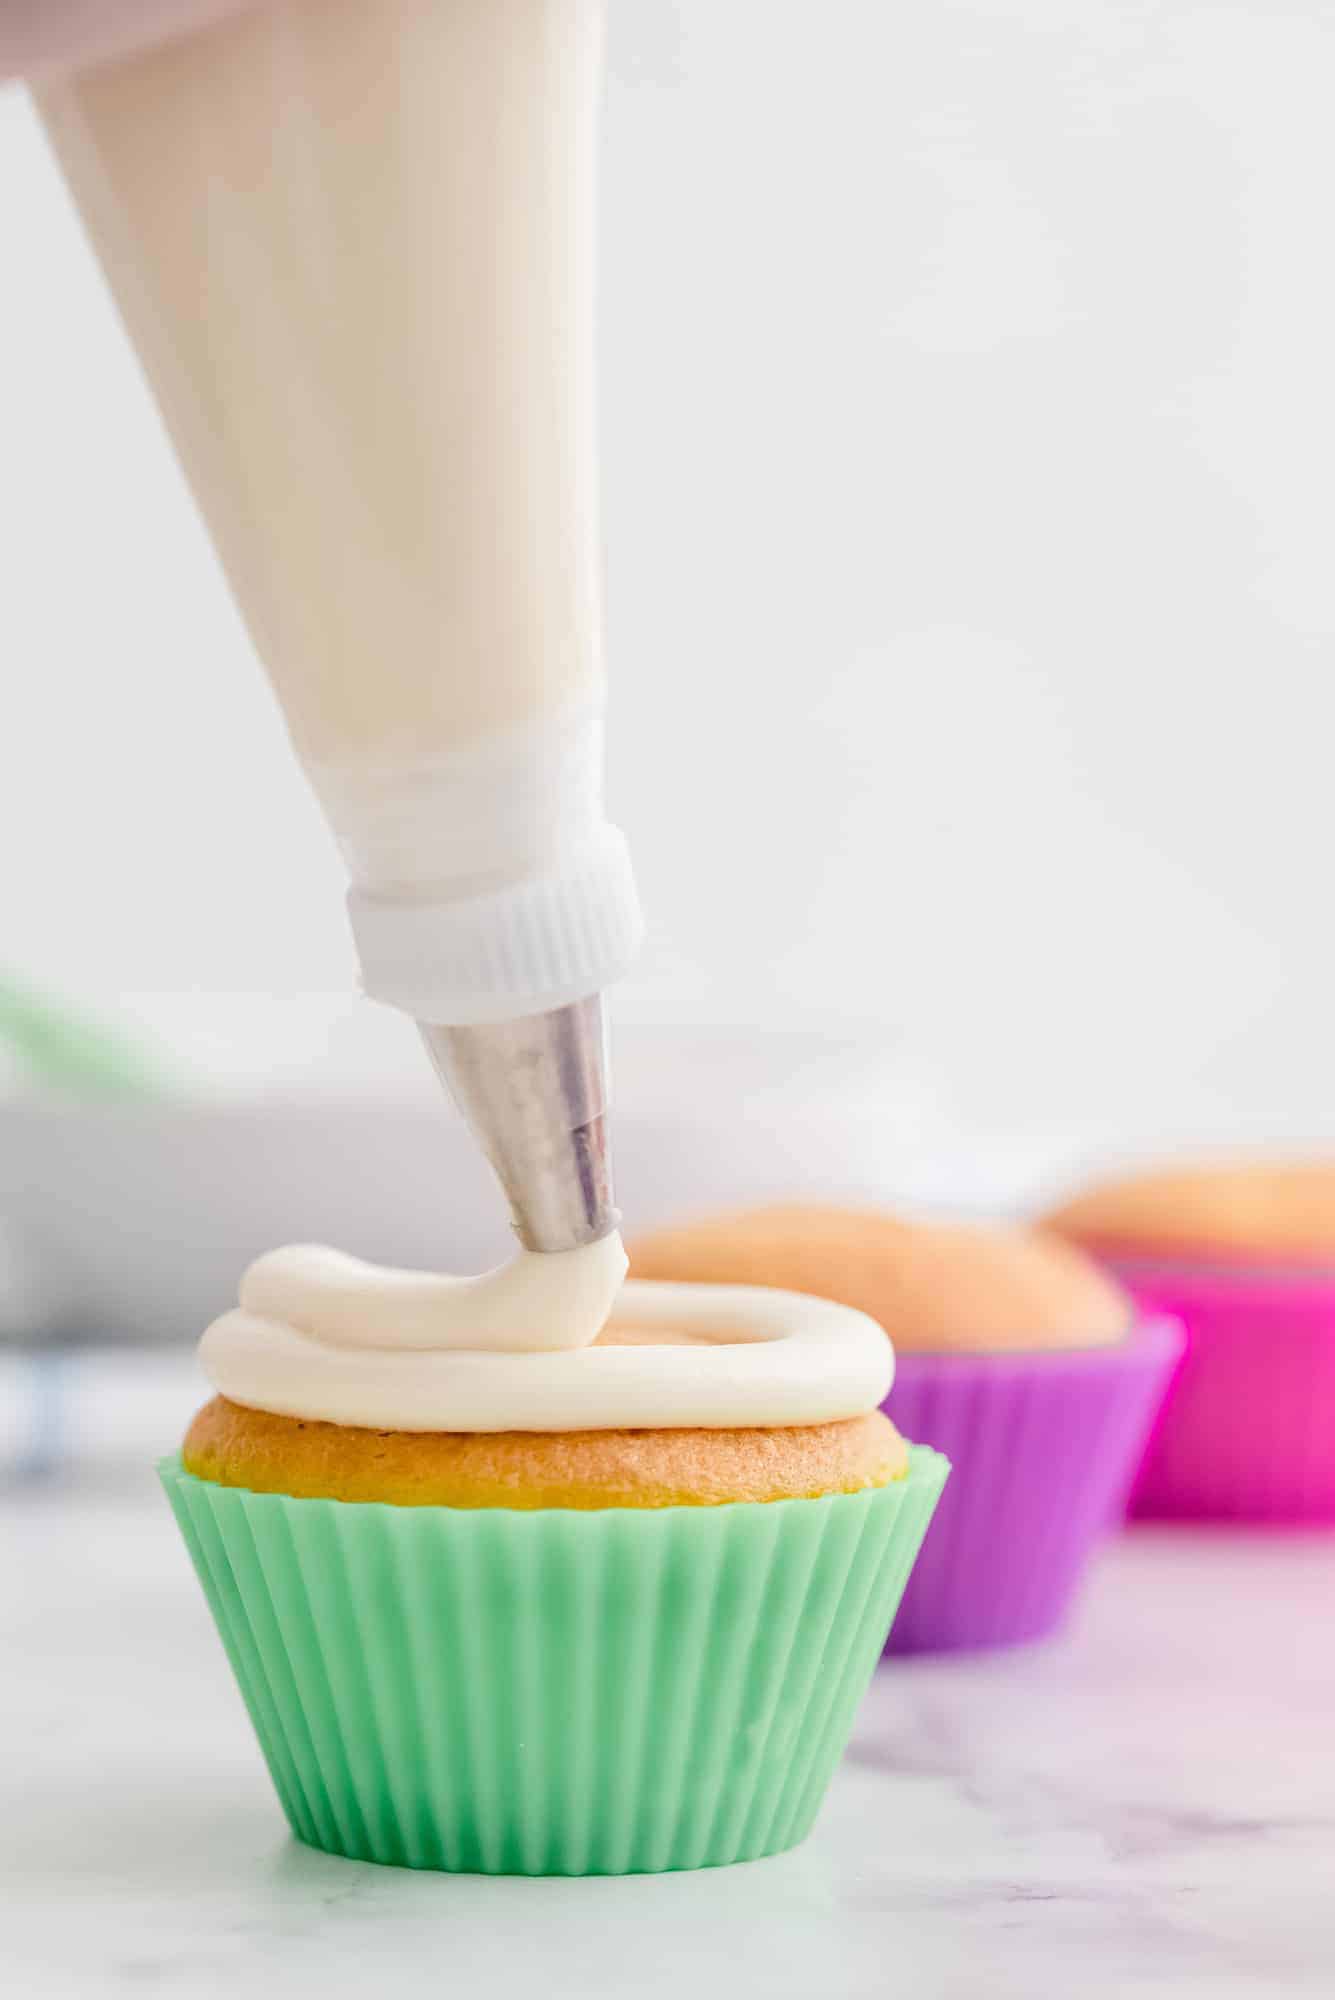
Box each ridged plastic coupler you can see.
[349,821,641,1027]
[334,711,643,1028]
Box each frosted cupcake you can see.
[631,1207,1182,1651]
[1042,1158,1335,1520]
[161,1239,946,1874]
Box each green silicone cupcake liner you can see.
[160,1446,947,1875]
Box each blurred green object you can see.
[0,977,173,1099]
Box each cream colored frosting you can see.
[239,1238,629,1356]
[198,1242,893,1433]
[41,0,607,776]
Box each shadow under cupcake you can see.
[1041,1157,1335,1523]
[631,1207,1183,1653]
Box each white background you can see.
[2,0,1334,1151]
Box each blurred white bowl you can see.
[2,1026,966,1345]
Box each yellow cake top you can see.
[1040,1157,1335,1264]
[629,1204,1129,1353]
[182,1397,909,1509]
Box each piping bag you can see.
[37,0,643,1254]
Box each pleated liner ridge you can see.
[884,1320,1182,1654]
[160,1447,947,1875]
[1110,1263,1335,1522]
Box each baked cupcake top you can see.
[1039,1157,1335,1266]
[197,1238,895,1432]
[182,1398,906,1509]
[629,1204,1129,1353]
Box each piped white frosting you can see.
[240,1237,629,1355]
[199,1240,893,1434]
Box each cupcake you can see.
[631,1207,1182,1651]
[161,1242,947,1874]
[1041,1158,1335,1521]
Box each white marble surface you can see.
[4,1478,1334,2000]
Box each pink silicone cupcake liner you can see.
[881,1317,1184,1654]
[1108,1261,1335,1522]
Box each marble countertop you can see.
[5,1479,1333,2000]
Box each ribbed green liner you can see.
[160,1447,947,1875]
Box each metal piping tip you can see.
[419,994,617,1253]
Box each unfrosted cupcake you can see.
[631,1206,1182,1651]
[161,1242,946,1874]
[1042,1158,1335,1520]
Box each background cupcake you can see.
[1041,1158,1335,1521]
[162,1250,947,1875]
[631,1207,1182,1652]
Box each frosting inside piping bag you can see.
[199,1239,894,1434]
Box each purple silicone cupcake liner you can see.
[1109,1261,1335,1522]
[881,1317,1184,1654]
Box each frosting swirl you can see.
[199,1239,893,1433]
